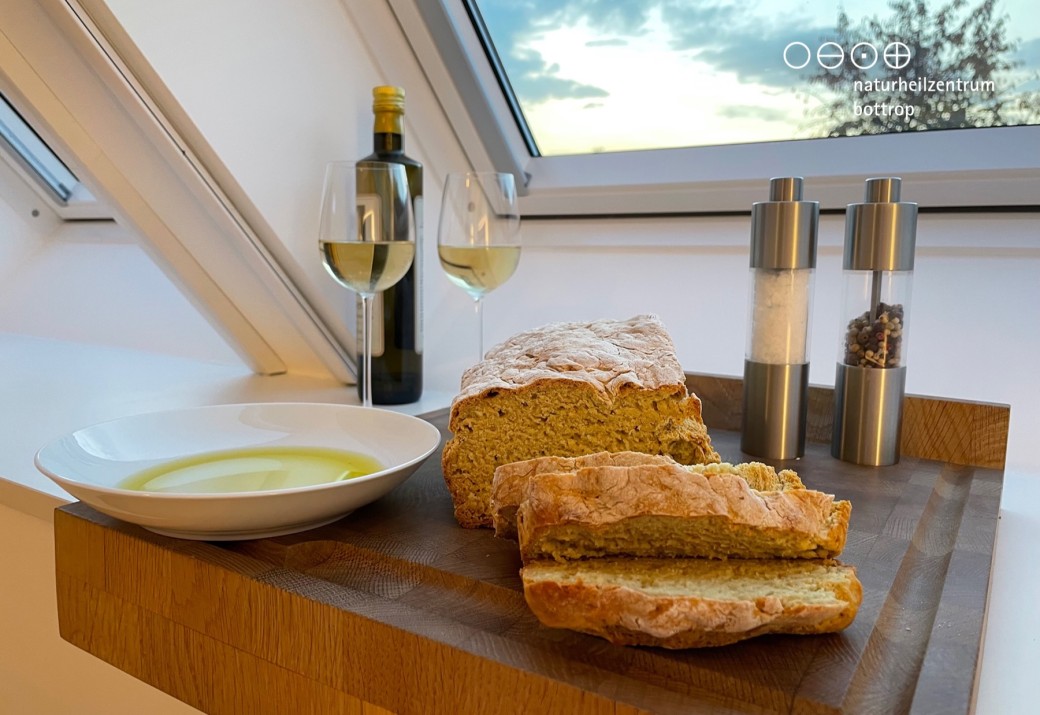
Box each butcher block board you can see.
[54,376,1008,715]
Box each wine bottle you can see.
[358,85,423,403]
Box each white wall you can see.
[0,220,242,364]
[0,152,59,285]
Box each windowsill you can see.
[0,332,453,521]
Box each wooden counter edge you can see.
[686,373,1010,469]
[52,505,656,715]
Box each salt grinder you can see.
[741,177,819,460]
[832,177,917,466]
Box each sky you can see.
[476,0,1040,155]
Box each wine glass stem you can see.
[475,296,484,362]
[361,293,374,408]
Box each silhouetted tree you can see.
[808,0,1039,136]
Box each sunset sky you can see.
[476,0,1040,155]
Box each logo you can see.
[883,42,912,69]
[783,41,913,70]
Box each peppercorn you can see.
[842,302,906,368]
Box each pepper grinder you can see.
[741,177,819,460]
[832,177,917,466]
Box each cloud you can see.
[555,0,654,36]
[477,0,841,106]
[1012,38,1040,92]
[505,48,609,102]
[1016,37,1040,67]
[716,104,789,122]
[696,26,840,88]
[478,1,612,104]
[661,2,837,89]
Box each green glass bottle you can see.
[358,86,423,403]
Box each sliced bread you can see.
[516,462,850,562]
[521,558,862,648]
[491,451,682,539]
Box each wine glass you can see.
[319,161,415,408]
[437,171,522,361]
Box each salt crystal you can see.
[748,268,811,364]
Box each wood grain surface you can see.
[687,373,1010,469]
[54,385,1006,715]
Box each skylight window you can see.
[0,93,82,204]
[470,0,1040,157]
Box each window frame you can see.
[0,92,110,220]
[392,0,1040,215]
[0,0,356,381]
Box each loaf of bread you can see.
[515,462,849,562]
[521,558,862,648]
[441,316,720,528]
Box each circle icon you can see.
[850,42,878,69]
[817,42,845,70]
[783,42,811,70]
[883,42,912,69]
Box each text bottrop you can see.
[854,103,916,118]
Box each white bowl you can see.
[34,402,441,540]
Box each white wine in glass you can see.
[321,242,416,295]
[437,172,521,360]
[438,245,521,298]
[319,161,415,408]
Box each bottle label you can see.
[356,191,384,357]
[414,195,423,355]
[357,193,381,242]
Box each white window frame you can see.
[0,0,355,380]
[391,0,1040,215]
[0,92,110,220]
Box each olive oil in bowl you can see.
[119,446,383,494]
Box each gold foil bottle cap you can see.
[372,86,405,113]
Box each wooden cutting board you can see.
[53,376,1008,714]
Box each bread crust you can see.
[448,315,694,416]
[516,463,851,561]
[491,452,679,539]
[521,558,863,648]
[492,454,808,540]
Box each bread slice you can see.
[521,558,862,648]
[493,455,805,540]
[516,463,850,562]
[441,316,719,528]
[491,451,682,539]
